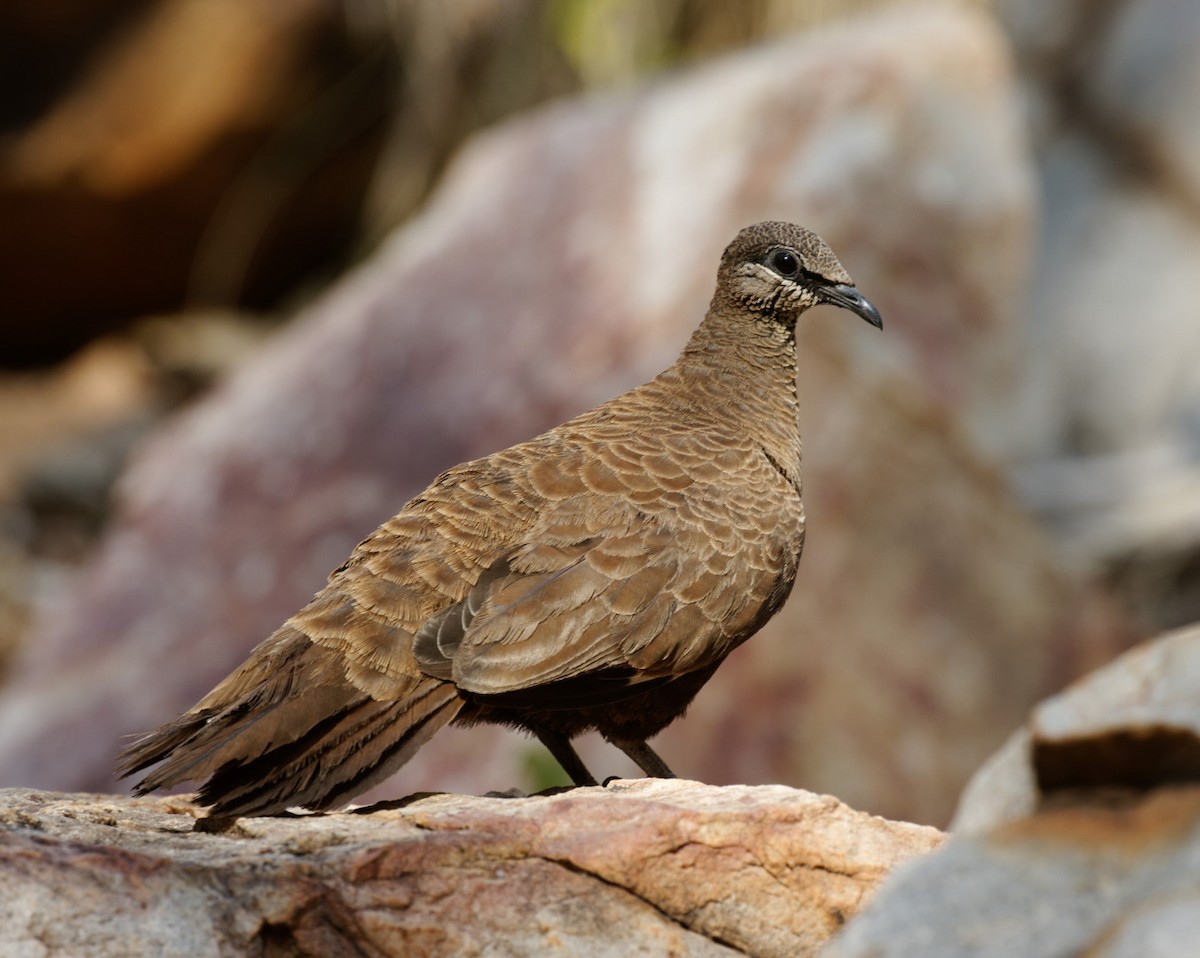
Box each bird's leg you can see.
[611,738,677,778]
[535,729,599,786]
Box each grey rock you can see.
[954,623,1200,832]
[826,786,1200,958]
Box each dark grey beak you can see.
[820,283,883,329]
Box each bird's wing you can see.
[118,463,535,814]
[412,450,799,702]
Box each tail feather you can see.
[123,683,362,796]
[118,630,463,820]
[119,627,328,784]
[119,710,217,782]
[201,681,461,817]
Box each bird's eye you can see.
[768,249,800,278]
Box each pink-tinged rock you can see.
[0,780,943,958]
[0,7,1133,825]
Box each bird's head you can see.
[718,221,883,330]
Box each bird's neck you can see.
[674,307,802,468]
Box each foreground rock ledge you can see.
[0,780,941,958]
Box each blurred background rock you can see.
[0,0,1195,828]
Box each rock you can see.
[0,7,1133,825]
[0,780,943,958]
[830,623,1200,956]
[954,623,1200,832]
[1033,623,1200,792]
[825,785,1200,958]
[996,0,1200,629]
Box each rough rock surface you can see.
[0,780,943,958]
[0,7,1134,825]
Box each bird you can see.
[118,221,882,829]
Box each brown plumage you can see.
[118,221,882,827]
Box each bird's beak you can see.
[819,283,883,329]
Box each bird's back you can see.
[336,360,806,690]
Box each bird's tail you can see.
[117,625,462,820]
